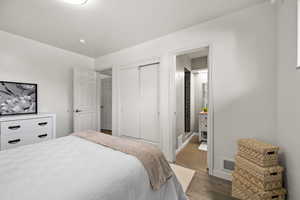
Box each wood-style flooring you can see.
[186,171,236,200]
[176,136,208,172]
[176,135,236,200]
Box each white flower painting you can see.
[0,82,37,116]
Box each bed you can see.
[0,135,187,200]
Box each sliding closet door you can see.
[140,64,159,143]
[119,67,140,138]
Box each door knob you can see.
[75,109,82,113]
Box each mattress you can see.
[0,136,187,200]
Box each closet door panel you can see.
[119,67,140,138]
[140,64,159,143]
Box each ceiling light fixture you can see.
[63,0,88,5]
[79,39,86,44]
[270,0,284,4]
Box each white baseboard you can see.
[176,133,196,155]
[212,169,232,181]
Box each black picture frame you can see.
[0,81,38,116]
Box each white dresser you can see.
[0,113,56,150]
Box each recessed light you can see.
[79,39,86,44]
[270,0,283,4]
[63,0,88,5]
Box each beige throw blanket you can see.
[73,131,173,190]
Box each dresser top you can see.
[0,113,56,122]
[199,112,208,115]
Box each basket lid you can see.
[238,139,279,153]
[235,155,284,175]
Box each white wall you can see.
[277,0,299,199]
[95,2,277,178]
[0,31,94,137]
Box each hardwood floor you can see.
[176,135,236,200]
[186,171,236,200]
[176,136,207,172]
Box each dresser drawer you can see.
[3,134,27,150]
[0,116,54,150]
[1,121,26,150]
[29,118,52,132]
[27,117,53,143]
[31,131,52,143]
[0,120,26,136]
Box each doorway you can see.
[174,47,211,173]
[97,68,113,135]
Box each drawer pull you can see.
[8,125,21,130]
[272,195,279,199]
[38,122,48,126]
[270,172,278,176]
[8,139,21,144]
[38,134,48,138]
[267,151,275,155]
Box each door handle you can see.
[75,109,82,113]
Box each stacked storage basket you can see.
[232,139,287,200]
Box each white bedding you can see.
[0,136,187,200]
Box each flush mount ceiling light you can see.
[63,0,88,5]
[79,39,86,44]
[269,0,284,4]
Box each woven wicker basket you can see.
[232,184,286,200]
[235,155,283,190]
[232,173,286,200]
[238,139,279,167]
[235,166,282,191]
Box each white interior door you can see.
[140,64,159,143]
[119,67,140,138]
[73,68,98,132]
[101,78,112,130]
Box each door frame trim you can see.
[96,73,113,132]
[168,43,214,176]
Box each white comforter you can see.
[0,136,187,200]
